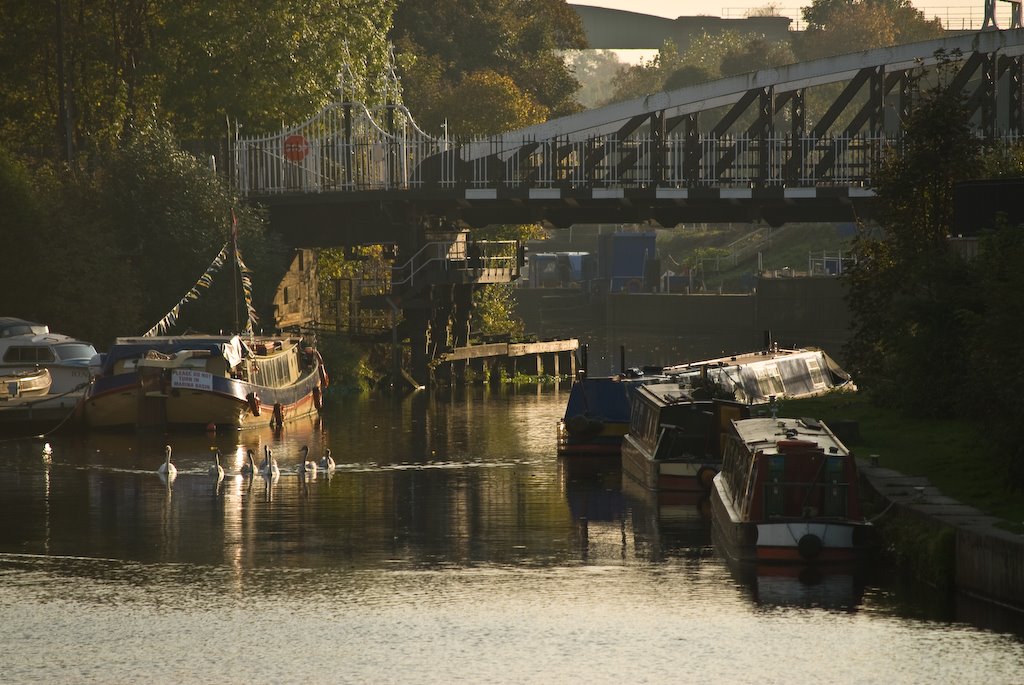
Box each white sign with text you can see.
[171,369,214,391]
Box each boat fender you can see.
[696,465,717,492]
[272,402,284,428]
[797,533,823,560]
[565,414,603,439]
[246,392,261,417]
[313,385,323,411]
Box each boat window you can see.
[3,346,56,363]
[54,343,98,361]
[806,358,826,388]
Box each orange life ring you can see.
[246,392,261,416]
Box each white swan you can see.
[319,448,336,472]
[297,445,317,477]
[209,449,225,481]
[240,449,258,477]
[260,445,279,479]
[157,444,177,480]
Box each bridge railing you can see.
[235,127,900,193]
[391,240,521,289]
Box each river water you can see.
[1,384,1021,684]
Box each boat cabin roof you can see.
[635,381,699,407]
[664,347,815,375]
[0,318,50,338]
[731,417,849,457]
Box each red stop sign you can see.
[283,134,310,162]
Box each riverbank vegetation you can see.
[787,392,1024,532]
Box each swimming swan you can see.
[319,448,336,472]
[240,449,258,477]
[209,449,225,481]
[157,445,177,480]
[260,445,279,479]
[298,445,317,477]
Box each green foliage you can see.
[391,0,586,132]
[0,123,283,347]
[607,33,792,105]
[720,38,795,77]
[966,218,1024,491]
[563,50,627,109]
[0,0,395,158]
[316,334,379,393]
[472,284,524,339]
[845,62,984,417]
[787,393,1023,529]
[796,0,944,60]
[435,71,549,136]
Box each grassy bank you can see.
[786,392,1024,532]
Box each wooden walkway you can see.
[436,338,579,383]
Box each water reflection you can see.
[1,382,1023,683]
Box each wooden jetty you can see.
[434,338,578,384]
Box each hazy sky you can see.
[567,1,999,30]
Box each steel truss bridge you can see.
[233,29,1024,244]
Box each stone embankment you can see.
[857,458,1024,612]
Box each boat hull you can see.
[621,434,717,494]
[556,417,629,455]
[710,476,872,566]
[81,335,326,431]
[83,368,321,430]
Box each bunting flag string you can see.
[143,241,231,337]
[236,249,259,337]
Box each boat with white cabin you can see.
[0,317,98,432]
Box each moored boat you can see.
[0,317,98,433]
[81,333,327,431]
[556,370,657,456]
[557,346,854,457]
[710,416,873,565]
[621,381,750,494]
[661,346,855,405]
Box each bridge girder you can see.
[236,30,1024,247]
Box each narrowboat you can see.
[660,346,855,405]
[0,317,98,432]
[710,416,873,565]
[557,346,853,457]
[556,369,658,456]
[621,381,750,494]
[81,333,327,431]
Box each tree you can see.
[436,71,549,137]
[796,0,944,60]
[0,1,396,160]
[564,50,626,109]
[844,59,984,416]
[720,38,796,77]
[390,0,586,132]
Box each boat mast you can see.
[231,210,241,334]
